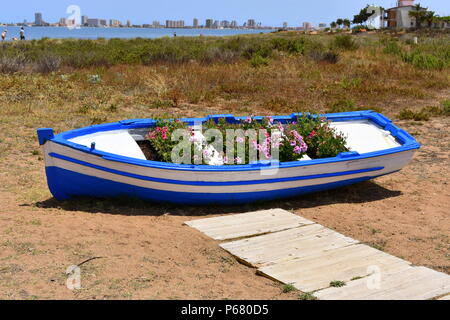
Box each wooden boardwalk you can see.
[186,209,450,300]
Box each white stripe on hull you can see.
[44,142,415,185]
[43,142,416,194]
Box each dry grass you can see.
[0,32,449,300]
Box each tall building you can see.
[193,18,199,28]
[303,22,312,31]
[59,18,67,26]
[220,20,230,28]
[166,20,185,28]
[152,21,161,28]
[205,19,213,28]
[81,16,89,26]
[35,13,43,26]
[230,20,238,28]
[213,20,219,28]
[283,22,288,28]
[127,20,132,27]
[110,19,121,27]
[247,19,256,28]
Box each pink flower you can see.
[294,146,302,154]
[235,157,242,164]
[267,116,274,124]
[290,140,297,146]
[162,133,168,140]
[245,117,252,123]
[308,130,317,139]
[236,137,245,143]
[223,156,229,164]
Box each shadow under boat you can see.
[32,180,402,217]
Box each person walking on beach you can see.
[19,27,25,40]
[1,30,7,41]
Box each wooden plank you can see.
[185,209,315,240]
[258,244,412,293]
[186,209,450,300]
[221,225,359,267]
[315,267,450,300]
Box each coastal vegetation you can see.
[0,31,449,300]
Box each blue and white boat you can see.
[37,111,420,205]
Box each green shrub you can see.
[250,54,270,68]
[405,53,445,70]
[333,35,359,51]
[442,100,450,116]
[383,41,403,55]
[309,49,340,64]
[399,109,430,121]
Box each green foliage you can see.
[282,284,297,293]
[399,102,450,121]
[353,5,374,25]
[308,49,340,64]
[402,52,445,70]
[333,35,359,51]
[330,280,346,288]
[298,292,318,300]
[145,116,349,165]
[399,109,430,121]
[294,115,349,159]
[250,54,270,68]
[383,41,403,55]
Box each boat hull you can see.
[41,141,416,205]
[37,111,420,205]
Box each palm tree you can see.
[343,19,351,29]
[330,21,337,29]
[424,11,436,28]
[336,18,344,29]
[409,4,427,29]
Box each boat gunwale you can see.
[38,111,421,172]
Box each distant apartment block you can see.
[205,19,214,28]
[247,19,256,28]
[127,20,132,27]
[81,16,89,26]
[318,23,327,29]
[230,20,238,28]
[87,18,107,27]
[152,21,161,28]
[213,20,219,28]
[110,19,121,27]
[220,20,230,28]
[35,13,44,26]
[303,22,312,30]
[193,18,199,28]
[166,20,185,28]
[283,22,288,28]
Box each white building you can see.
[385,0,424,29]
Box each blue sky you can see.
[1,0,449,26]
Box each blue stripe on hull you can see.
[46,166,380,205]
